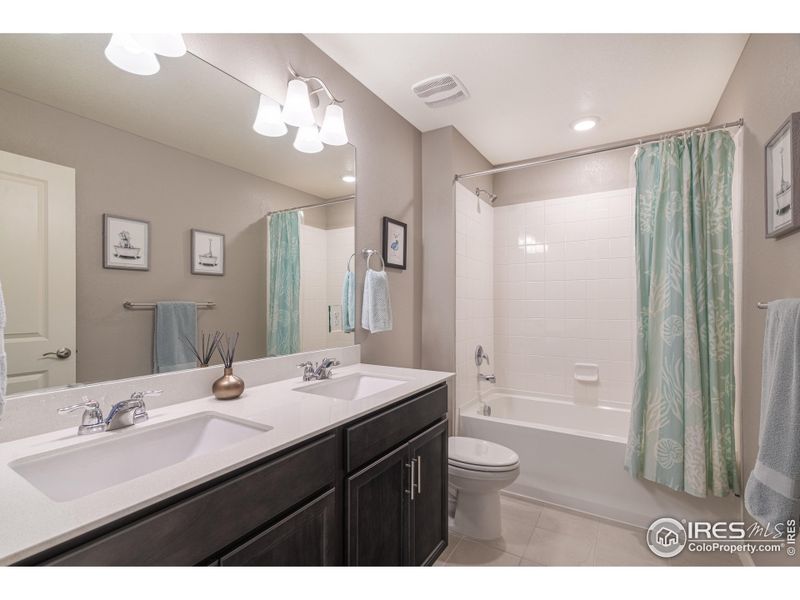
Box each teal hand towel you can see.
[153,301,197,373]
[361,268,392,333]
[745,299,800,529]
[342,270,355,333]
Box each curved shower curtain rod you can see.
[455,118,744,182]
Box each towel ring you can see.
[346,253,356,272]
[362,248,385,272]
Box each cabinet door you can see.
[346,443,410,565]
[408,419,448,566]
[221,488,337,566]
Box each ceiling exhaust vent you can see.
[411,74,470,108]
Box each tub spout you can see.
[479,373,496,384]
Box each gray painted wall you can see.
[0,88,323,384]
[421,126,492,375]
[711,33,800,566]
[492,146,633,206]
[186,34,423,369]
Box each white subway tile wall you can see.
[493,189,636,404]
[300,223,355,352]
[455,186,495,408]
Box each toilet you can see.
[448,436,520,540]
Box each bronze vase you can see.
[213,367,245,400]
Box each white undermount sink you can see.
[296,373,407,401]
[10,412,271,502]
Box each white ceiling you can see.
[0,34,355,199]
[307,34,748,165]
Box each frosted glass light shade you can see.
[253,95,288,137]
[104,34,160,76]
[132,34,187,57]
[319,104,348,146]
[293,125,324,154]
[281,79,316,127]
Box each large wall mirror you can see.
[0,34,356,396]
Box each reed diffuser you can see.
[212,332,244,400]
[183,331,223,368]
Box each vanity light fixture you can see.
[319,104,348,146]
[293,124,324,154]
[104,33,187,76]
[104,33,160,76]
[131,34,187,58]
[342,174,356,183]
[571,116,599,132]
[253,95,288,137]
[281,79,317,128]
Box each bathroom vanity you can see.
[0,363,450,567]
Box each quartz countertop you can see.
[0,363,451,565]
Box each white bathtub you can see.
[460,390,739,528]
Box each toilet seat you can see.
[448,436,519,472]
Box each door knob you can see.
[42,347,72,359]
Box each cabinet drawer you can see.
[221,488,337,566]
[345,384,446,473]
[46,434,336,566]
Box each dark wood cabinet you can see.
[346,444,409,566]
[408,420,448,566]
[346,418,448,566]
[221,489,336,566]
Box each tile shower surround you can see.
[456,187,636,408]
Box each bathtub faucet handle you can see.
[475,345,490,367]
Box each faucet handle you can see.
[58,396,105,435]
[58,397,100,415]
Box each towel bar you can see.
[757,302,768,309]
[123,301,216,310]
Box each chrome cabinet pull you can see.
[406,459,416,500]
[416,455,422,495]
[42,347,72,359]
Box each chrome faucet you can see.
[58,390,161,435]
[298,357,341,382]
[479,373,497,384]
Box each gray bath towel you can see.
[153,301,197,373]
[744,299,800,529]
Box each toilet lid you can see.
[448,437,519,469]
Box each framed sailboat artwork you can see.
[103,214,150,271]
[191,229,225,276]
[765,112,800,238]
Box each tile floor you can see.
[435,495,743,567]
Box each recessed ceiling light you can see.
[342,174,356,183]
[571,117,599,132]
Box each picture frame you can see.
[103,214,150,271]
[191,229,225,276]
[765,112,800,238]
[382,217,407,270]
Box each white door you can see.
[0,149,76,394]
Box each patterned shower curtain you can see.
[267,212,300,356]
[625,130,739,498]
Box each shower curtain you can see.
[625,130,739,498]
[267,212,300,356]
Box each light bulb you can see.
[293,125,324,154]
[281,79,316,128]
[131,34,187,57]
[342,175,356,183]
[319,104,348,146]
[104,33,160,76]
[253,95,288,137]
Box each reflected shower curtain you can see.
[625,131,739,498]
[267,212,300,356]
